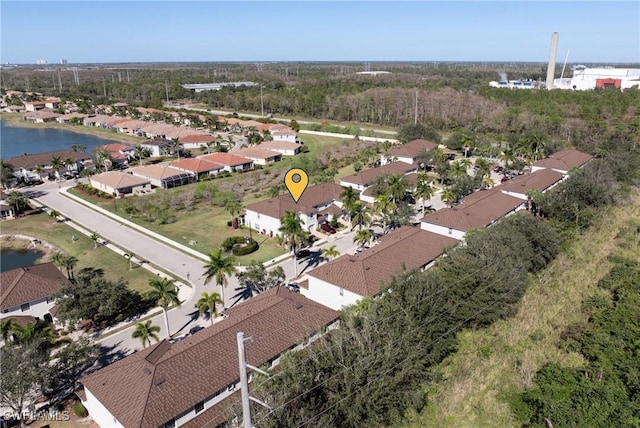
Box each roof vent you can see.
[153,376,165,386]
[143,367,152,375]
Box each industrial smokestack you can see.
[546,32,559,90]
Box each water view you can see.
[0,249,45,272]
[0,121,118,159]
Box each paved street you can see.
[18,181,360,357]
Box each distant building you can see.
[553,67,640,91]
[181,82,258,92]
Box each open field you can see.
[0,210,158,293]
[403,190,640,427]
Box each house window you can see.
[162,419,176,428]
[339,288,344,296]
[20,303,30,312]
[195,401,204,414]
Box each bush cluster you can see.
[253,214,561,427]
[74,183,113,199]
[232,239,259,256]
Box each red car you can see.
[320,223,337,234]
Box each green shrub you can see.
[73,402,88,418]
[232,239,259,256]
[222,236,244,252]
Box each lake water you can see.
[0,249,45,272]
[0,121,118,159]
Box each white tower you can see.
[546,32,559,90]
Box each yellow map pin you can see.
[284,168,309,203]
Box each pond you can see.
[0,249,45,272]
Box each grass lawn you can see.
[403,191,640,427]
[0,210,157,293]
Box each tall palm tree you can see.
[322,245,340,261]
[224,198,242,228]
[441,188,457,207]
[90,232,100,249]
[50,156,64,180]
[33,165,45,180]
[5,191,28,214]
[449,161,468,180]
[386,174,408,204]
[373,194,396,233]
[124,252,135,270]
[146,277,181,338]
[132,320,160,347]
[196,291,224,325]
[133,145,149,166]
[61,255,78,281]
[340,186,358,226]
[353,229,373,248]
[474,158,492,179]
[350,203,371,231]
[203,248,237,303]
[499,148,516,174]
[279,211,306,277]
[414,175,434,214]
[62,157,75,174]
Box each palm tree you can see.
[224,198,242,228]
[10,320,55,347]
[373,194,396,233]
[279,210,306,277]
[132,320,161,347]
[50,156,64,180]
[322,245,340,261]
[203,248,237,303]
[5,191,28,214]
[60,255,78,280]
[171,138,182,159]
[133,145,149,166]
[350,203,371,231]
[340,186,358,226]
[71,144,87,153]
[62,157,75,174]
[414,174,434,213]
[146,277,181,338]
[441,188,457,207]
[48,209,61,222]
[481,175,495,189]
[449,161,468,180]
[386,174,408,204]
[33,165,45,180]
[124,252,135,270]
[499,148,516,174]
[474,158,492,179]
[196,291,224,325]
[90,232,100,249]
[353,229,373,248]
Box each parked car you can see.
[320,223,337,234]
[494,165,504,173]
[169,333,188,344]
[189,325,205,335]
[295,249,311,259]
[285,282,300,292]
[403,193,416,205]
[500,176,511,183]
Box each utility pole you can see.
[165,81,170,104]
[260,85,264,118]
[414,90,418,125]
[58,69,62,92]
[237,332,271,428]
[103,78,107,97]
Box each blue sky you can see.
[2,1,639,64]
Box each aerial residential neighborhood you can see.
[1,2,638,427]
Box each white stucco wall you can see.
[244,210,282,237]
[0,297,55,321]
[83,388,125,428]
[302,276,362,311]
[339,180,366,191]
[419,222,465,240]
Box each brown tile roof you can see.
[340,162,417,186]
[5,150,89,170]
[0,262,69,310]
[199,153,253,167]
[244,183,344,218]
[6,315,37,327]
[387,139,438,159]
[308,226,457,296]
[130,164,193,181]
[23,111,60,120]
[101,143,134,153]
[90,171,150,190]
[235,147,282,160]
[500,169,565,194]
[420,189,523,232]
[169,158,224,173]
[80,287,337,428]
[533,149,593,171]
